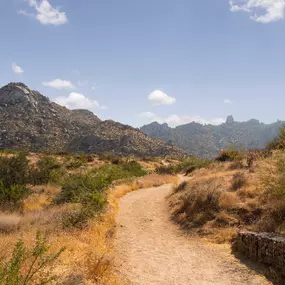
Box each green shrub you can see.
[175,156,210,174]
[56,173,107,206]
[0,153,29,188]
[0,231,64,285]
[215,149,241,162]
[267,126,285,150]
[95,161,147,181]
[30,157,63,185]
[0,153,31,205]
[0,182,30,205]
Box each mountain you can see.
[140,116,284,158]
[0,83,184,157]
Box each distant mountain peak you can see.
[226,115,235,124]
[0,82,184,157]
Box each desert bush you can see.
[65,157,84,169]
[0,153,29,187]
[232,172,246,191]
[61,206,96,229]
[95,161,147,182]
[215,149,241,162]
[267,126,285,150]
[30,157,63,185]
[0,231,64,285]
[175,156,210,174]
[263,153,285,198]
[155,165,175,175]
[56,173,107,207]
[171,178,222,228]
[0,182,30,206]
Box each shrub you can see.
[56,173,107,206]
[0,182,30,206]
[61,207,96,229]
[175,156,210,174]
[65,157,84,169]
[0,231,64,285]
[267,126,285,150]
[95,162,147,182]
[0,153,29,188]
[155,165,175,175]
[263,153,285,198]
[171,178,222,228]
[215,149,241,162]
[232,172,246,191]
[30,157,63,185]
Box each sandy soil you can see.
[114,184,272,285]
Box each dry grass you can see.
[0,155,178,285]
[168,153,285,243]
[0,214,21,233]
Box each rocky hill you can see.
[0,83,184,157]
[140,116,284,158]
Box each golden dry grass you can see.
[168,152,285,244]
[0,161,178,285]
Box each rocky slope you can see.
[0,83,184,157]
[140,116,284,158]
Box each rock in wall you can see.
[233,230,285,274]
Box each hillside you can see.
[0,83,184,157]
[140,116,284,158]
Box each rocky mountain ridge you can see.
[140,116,284,158]
[0,83,184,157]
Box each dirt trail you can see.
[114,184,272,285]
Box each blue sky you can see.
[1,0,285,127]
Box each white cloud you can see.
[18,0,68,25]
[224,99,233,104]
[148,90,176,105]
[229,0,285,23]
[12,62,24,74]
[55,92,100,111]
[42,79,74,90]
[140,112,225,127]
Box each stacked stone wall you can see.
[233,230,285,274]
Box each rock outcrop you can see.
[140,116,284,158]
[0,83,184,157]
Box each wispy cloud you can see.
[42,79,74,90]
[148,90,176,105]
[18,0,68,25]
[140,112,225,127]
[229,0,285,23]
[12,62,24,74]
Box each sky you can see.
[1,0,285,127]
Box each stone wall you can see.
[233,230,285,274]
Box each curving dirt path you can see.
[114,183,272,285]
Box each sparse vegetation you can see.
[0,231,64,285]
[215,149,241,162]
[0,150,176,284]
[232,172,246,191]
